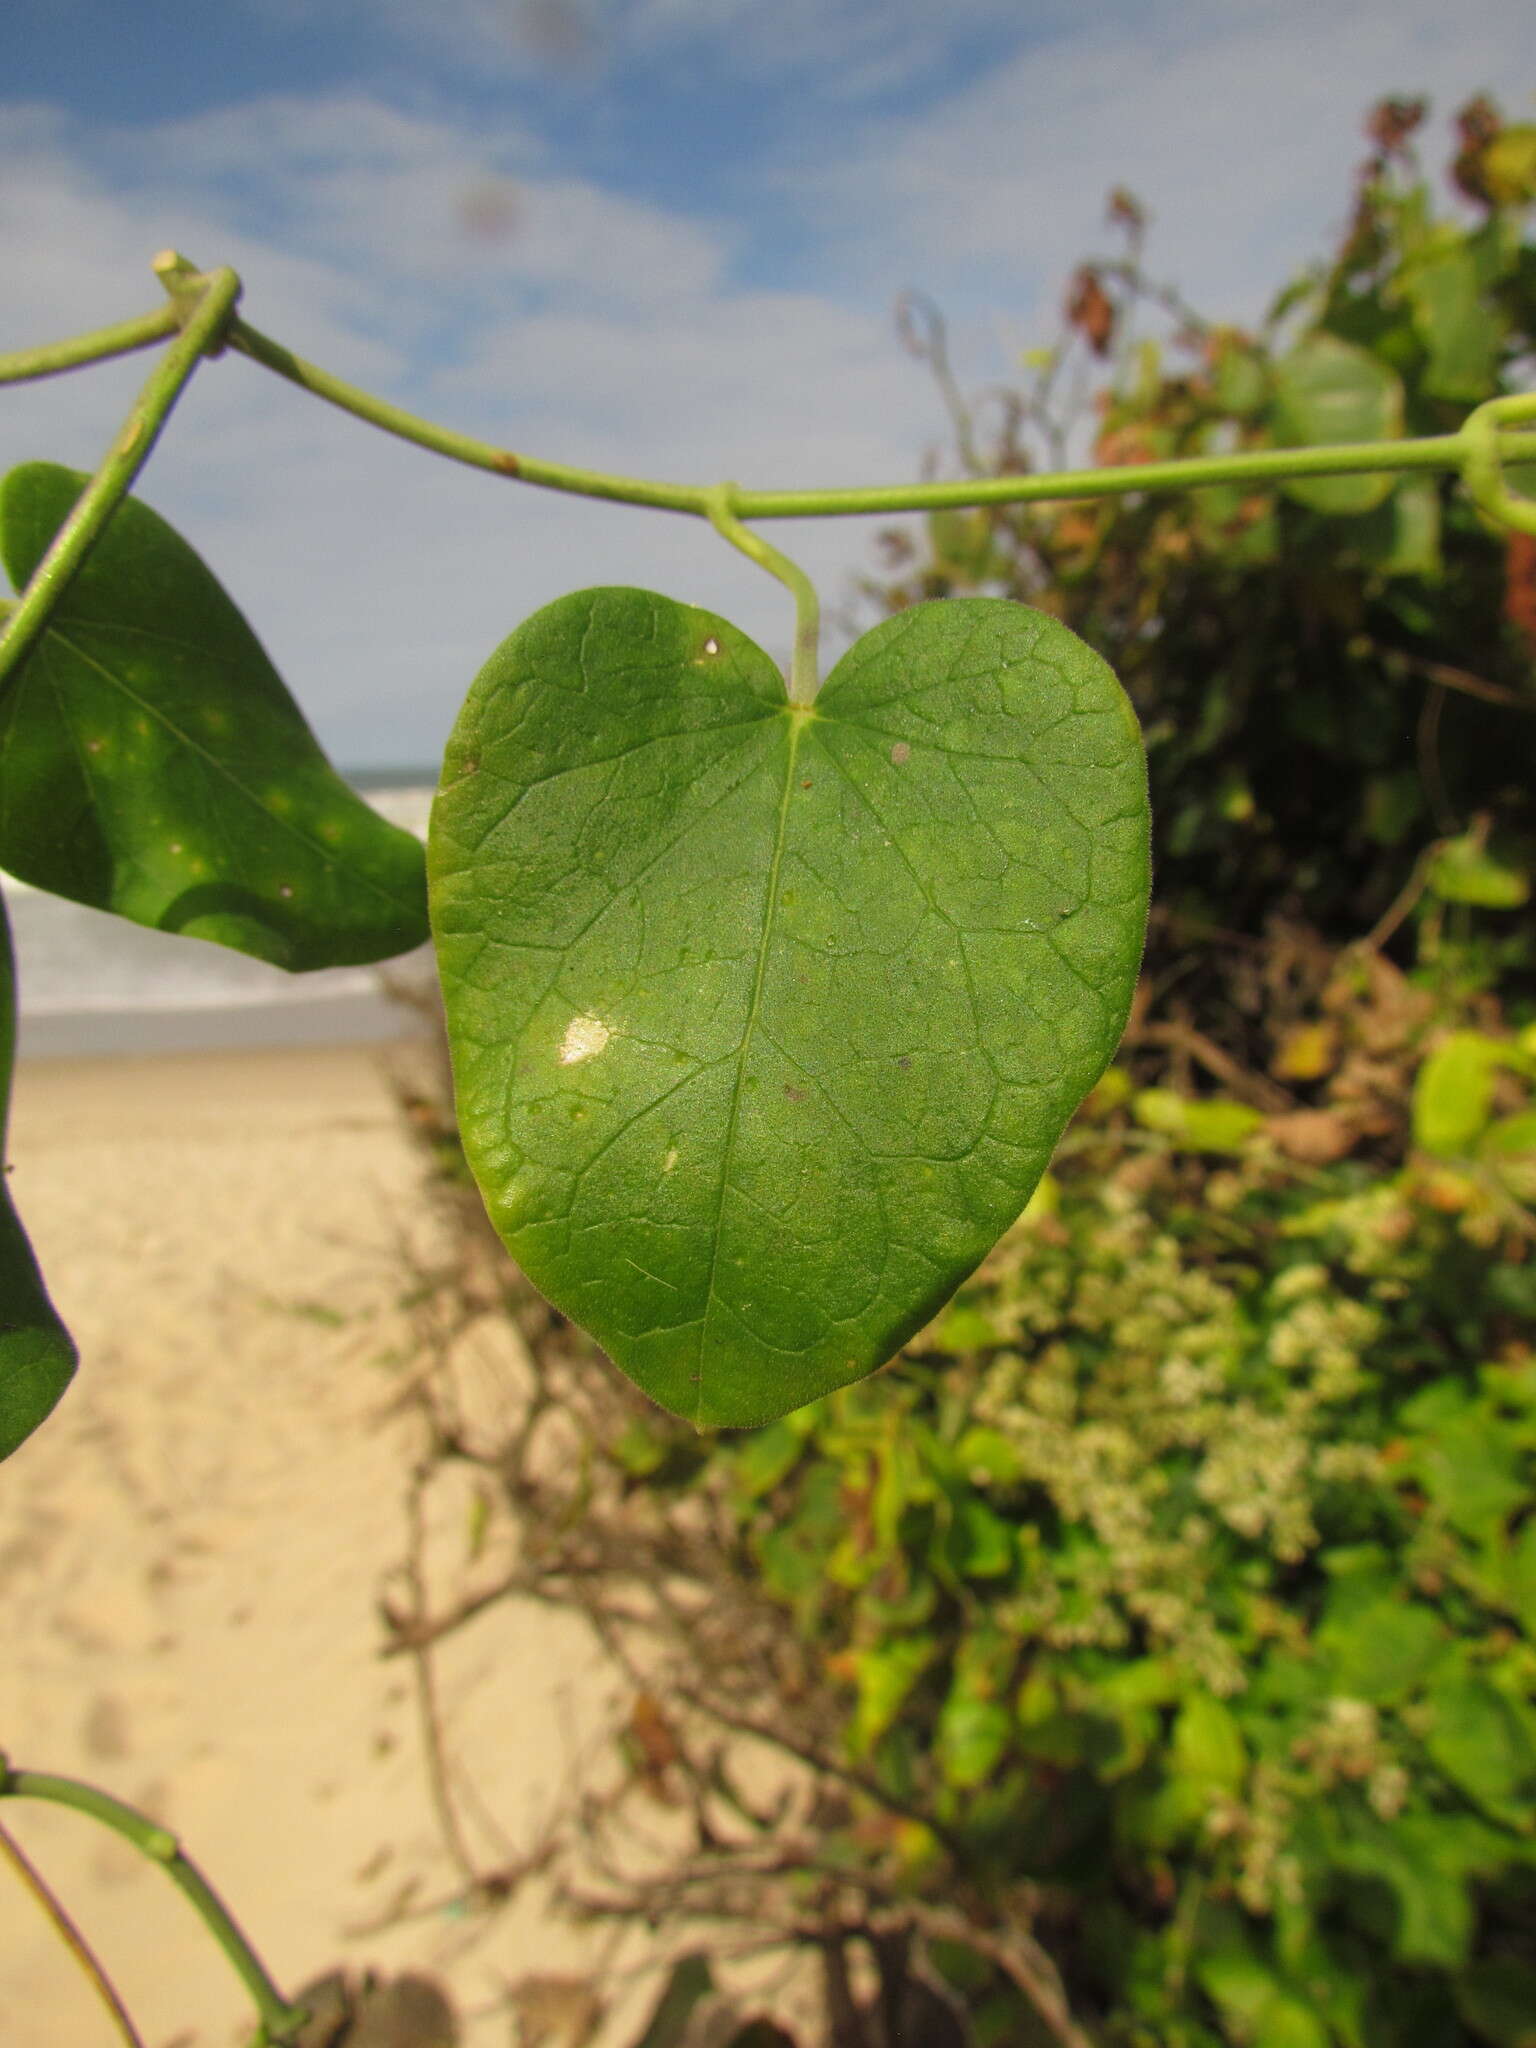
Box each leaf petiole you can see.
[704,483,821,703]
[0,261,242,699]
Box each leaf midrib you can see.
[52,627,410,914]
[696,705,804,1420]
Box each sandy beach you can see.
[0,1041,630,2047]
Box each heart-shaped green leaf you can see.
[0,463,427,970]
[0,896,76,1461]
[430,591,1148,1427]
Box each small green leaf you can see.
[1402,244,1500,401]
[937,1627,1017,1788]
[1412,1031,1507,1156]
[1483,126,1536,206]
[1327,1813,1479,1967]
[432,591,1148,1426]
[1171,1693,1247,1796]
[1315,1592,1447,1703]
[1427,832,1530,909]
[1424,1667,1536,1828]
[731,1419,804,1498]
[1271,334,1404,515]
[0,897,76,1461]
[1132,1088,1262,1153]
[848,1636,937,1755]
[0,463,428,970]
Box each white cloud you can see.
[778,0,1536,338]
[3,2,1533,775]
[0,90,941,768]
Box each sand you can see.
[0,1042,631,2048]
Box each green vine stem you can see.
[0,1758,310,2046]
[0,261,242,698]
[0,252,1534,541]
[705,482,821,702]
[0,303,182,388]
[221,296,1536,519]
[1460,391,1536,537]
[0,1817,144,2047]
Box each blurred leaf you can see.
[1327,1813,1480,1967]
[1194,1909,1327,2046]
[1271,334,1404,515]
[945,1497,1015,1579]
[628,1955,715,2048]
[0,897,76,1462]
[1133,1088,1264,1152]
[1424,1667,1536,1828]
[1427,834,1530,909]
[1210,329,1269,416]
[1482,1109,1536,1157]
[1483,126,1536,205]
[1392,478,1444,578]
[937,1686,1013,1789]
[1172,1694,1246,1795]
[1415,1409,1528,1541]
[1315,1592,1448,1702]
[1271,1023,1338,1082]
[1456,1958,1536,2046]
[732,1420,804,1499]
[0,463,428,970]
[927,507,999,584]
[849,1636,936,1756]
[1403,244,1500,400]
[1412,1031,1506,1155]
[954,1426,1026,1488]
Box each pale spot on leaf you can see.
[890,741,911,765]
[559,1015,612,1065]
[663,1148,679,1173]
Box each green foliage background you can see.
[591,97,1536,2046]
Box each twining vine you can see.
[0,241,1533,2045]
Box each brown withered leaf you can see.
[1504,531,1536,654]
[1367,97,1426,156]
[1266,1110,1357,1165]
[1065,265,1116,356]
[629,1690,681,1790]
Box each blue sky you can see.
[2,0,1534,768]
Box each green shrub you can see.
[700,1049,1536,2043]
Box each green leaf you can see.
[1426,834,1530,909]
[0,897,76,1461]
[1424,1667,1536,1828]
[1415,1411,1527,1543]
[1171,1693,1247,1796]
[1412,1031,1506,1156]
[1193,1909,1328,2047]
[936,1626,1018,1788]
[1315,1592,1447,1703]
[1484,127,1536,206]
[1456,1959,1536,2047]
[1327,1813,1480,1967]
[848,1635,937,1755]
[1402,244,1500,401]
[1355,476,1442,579]
[1270,334,1404,516]
[431,591,1148,1426]
[0,463,428,970]
[1132,1088,1262,1153]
